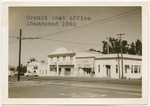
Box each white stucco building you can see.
[25,61,48,76]
[46,47,142,79]
[26,47,142,79]
[93,54,141,79]
[48,47,76,76]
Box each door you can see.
[106,65,111,77]
[59,68,61,75]
[65,68,71,75]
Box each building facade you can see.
[26,47,142,79]
[48,47,76,76]
[94,54,141,79]
[25,61,48,76]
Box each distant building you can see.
[9,66,17,76]
[25,61,48,76]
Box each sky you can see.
[9,7,142,67]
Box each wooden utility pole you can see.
[117,33,125,79]
[107,37,109,54]
[18,29,22,81]
[117,53,120,79]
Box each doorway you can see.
[83,68,92,75]
[65,68,71,75]
[106,65,111,77]
[59,68,61,75]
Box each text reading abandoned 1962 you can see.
[26,15,91,27]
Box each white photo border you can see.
[1,1,149,104]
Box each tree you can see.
[29,58,36,62]
[17,64,27,75]
[122,40,128,54]
[9,67,15,72]
[135,39,142,55]
[89,48,96,52]
[102,41,108,54]
[108,37,120,53]
[102,37,140,55]
[128,42,136,55]
[102,37,128,54]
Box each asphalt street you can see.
[9,76,142,98]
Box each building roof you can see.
[48,47,76,57]
[48,47,142,61]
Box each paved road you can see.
[9,76,142,98]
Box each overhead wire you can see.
[9,40,18,44]
[37,8,141,38]
[39,10,140,46]
[9,8,141,46]
[40,38,100,46]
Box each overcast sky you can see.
[9,7,141,66]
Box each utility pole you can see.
[106,37,109,54]
[117,33,125,79]
[117,53,120,79]
[18,29,22,81]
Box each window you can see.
[63,56,66,61]
[131,65,133,73]
[57,57,59,62]
[98,65,100,73]
[45,70,47,74]
[50,65,55,71]
[70,56,73,61]
[34,66,38,69]
[83,68,91,74]
[139,66,141,73]
[125,65,129,73]
[51,57,53,61]
[116,65,118,73]
[134,65,138,73]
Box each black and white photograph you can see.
[1,1,149,105]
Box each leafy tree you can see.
[122,40,128,54]
[102,37,128,54]
[9,67,15,72]
[17,64,27,75]
[89,48,96,52]
[135,39,142,55]
[102,37,141,55]
[102,41,108,54]
[108,37,120,53]
[29,58,36,62]
[128,42,136,55]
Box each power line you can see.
[9,36,18,38]
[37,8,141,38]
[37,10,140,46]
[40,38,100,46]
[9,36,39,40]
[9,8,141,46]
[9,40,18,44]
[9,36,100,46]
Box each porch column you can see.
[57,64,59,76]
[48,65,50,75]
